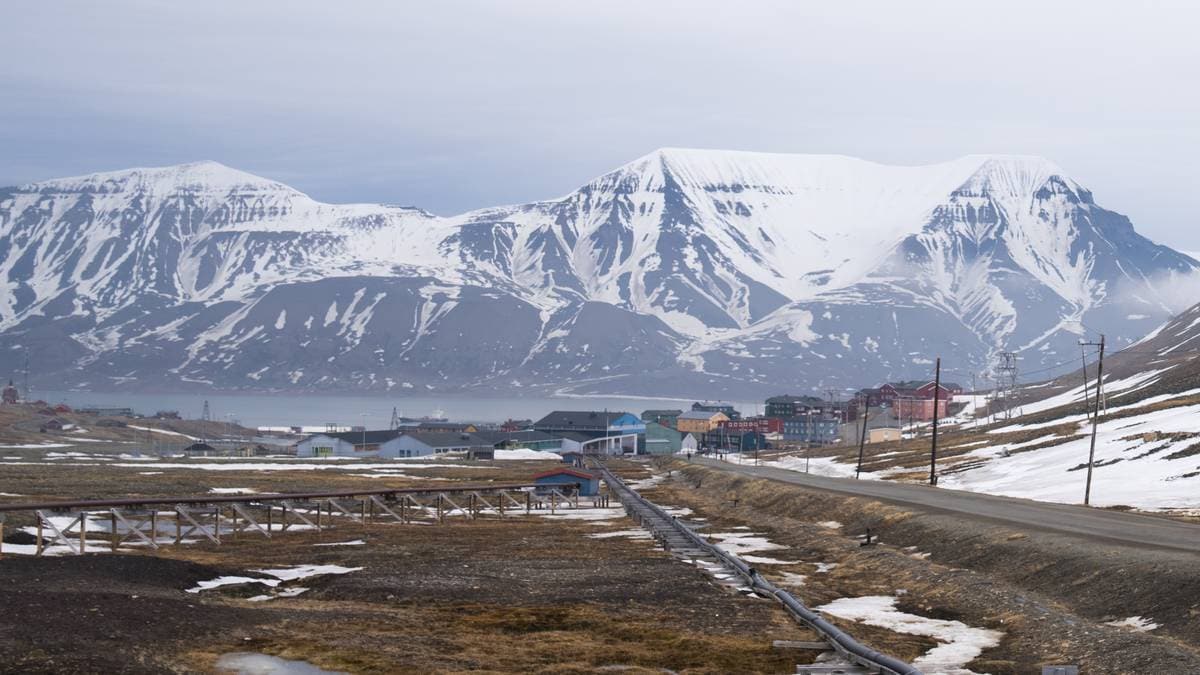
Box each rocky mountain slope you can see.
[0,149,1194,396]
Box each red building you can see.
[717,417,784,434]
[895,397,949,422]
[914,381,957,402]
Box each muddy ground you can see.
[4,451,1199,673]
[655,459,1200,674]
[0,456,817,674]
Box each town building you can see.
[764,395,825,418]
[894,397,949,423]
[533,411,644,455]
[499,418,532,432]
[643,422,684,455]
[853,388,885,408]
[533,468,600,497]
[914,381,958,402]
[296,429,406,457]
[77,406,135,417]
[868,427,902,443]
[700,429,768,451]
[640,409,683,428]
[718,417,783,435]
[781,414,841,445]
[691,402,740,420]
[681,433,698,454]
[389,432,497,458]
[473,429,563,452]
[676,410,729,434]
[183,442,217,456]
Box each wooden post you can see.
[79,511,87,555]
[930,357,942,486]
[281,503,288,531]
[400,497,407,524]
[469,493,476,520]
[175,509,182,545]
[361,498,368,525]
[110,511,119,552]
[230,507,238,540]
[150,511,158,544]
[498,493,505,518]
[316,502,323,531]
[36,515,43,556]
[213,507,221,544]
[436,495,444,524]
[525,491,532,515]
[0,518,4,558]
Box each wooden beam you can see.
[230,503,270,538]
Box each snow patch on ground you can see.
[493,448,562,460]
[817,595,1002,675]
[1105,615,1159,632]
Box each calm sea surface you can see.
[36,390,760,428]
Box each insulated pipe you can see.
[0,483,542,513]
[594,462,921,675]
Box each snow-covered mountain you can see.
[1,149,1195,396]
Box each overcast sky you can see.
[2,1,1197,248]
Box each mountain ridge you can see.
[0,150,1195,397]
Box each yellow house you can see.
[867,427,901,444]
[676,410,729,434]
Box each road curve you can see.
[695,457,1200,553]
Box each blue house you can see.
[533,411,646,455]
[534,468,601,496]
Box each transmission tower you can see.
[201,400,212,422]
[389,406,400,430]
[994,352,1019,420]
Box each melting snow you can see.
[1105,615,1159,632]
[817,595,1002,675]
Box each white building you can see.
[681,433,698,453]
[295,430,406,458]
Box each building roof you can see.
[641,409,683,416]
[559,431,602,443]
[678,410,725,421]
[765,394,824,404]
[402,431,494,449]
[886,380,928,390]
[534,468,597,481]
[316,429,405,445]
[472,429,557,445]
[534,410,636,428]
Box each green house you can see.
[642,421,683,455]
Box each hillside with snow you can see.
[0,149,1194,395]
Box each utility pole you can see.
[930,357,941,486]
[1080,344,1091,417]
[970,372,978,429]
[855,395,871,479]
[1083,334,1105,505]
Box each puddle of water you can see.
[215,652,346,675]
